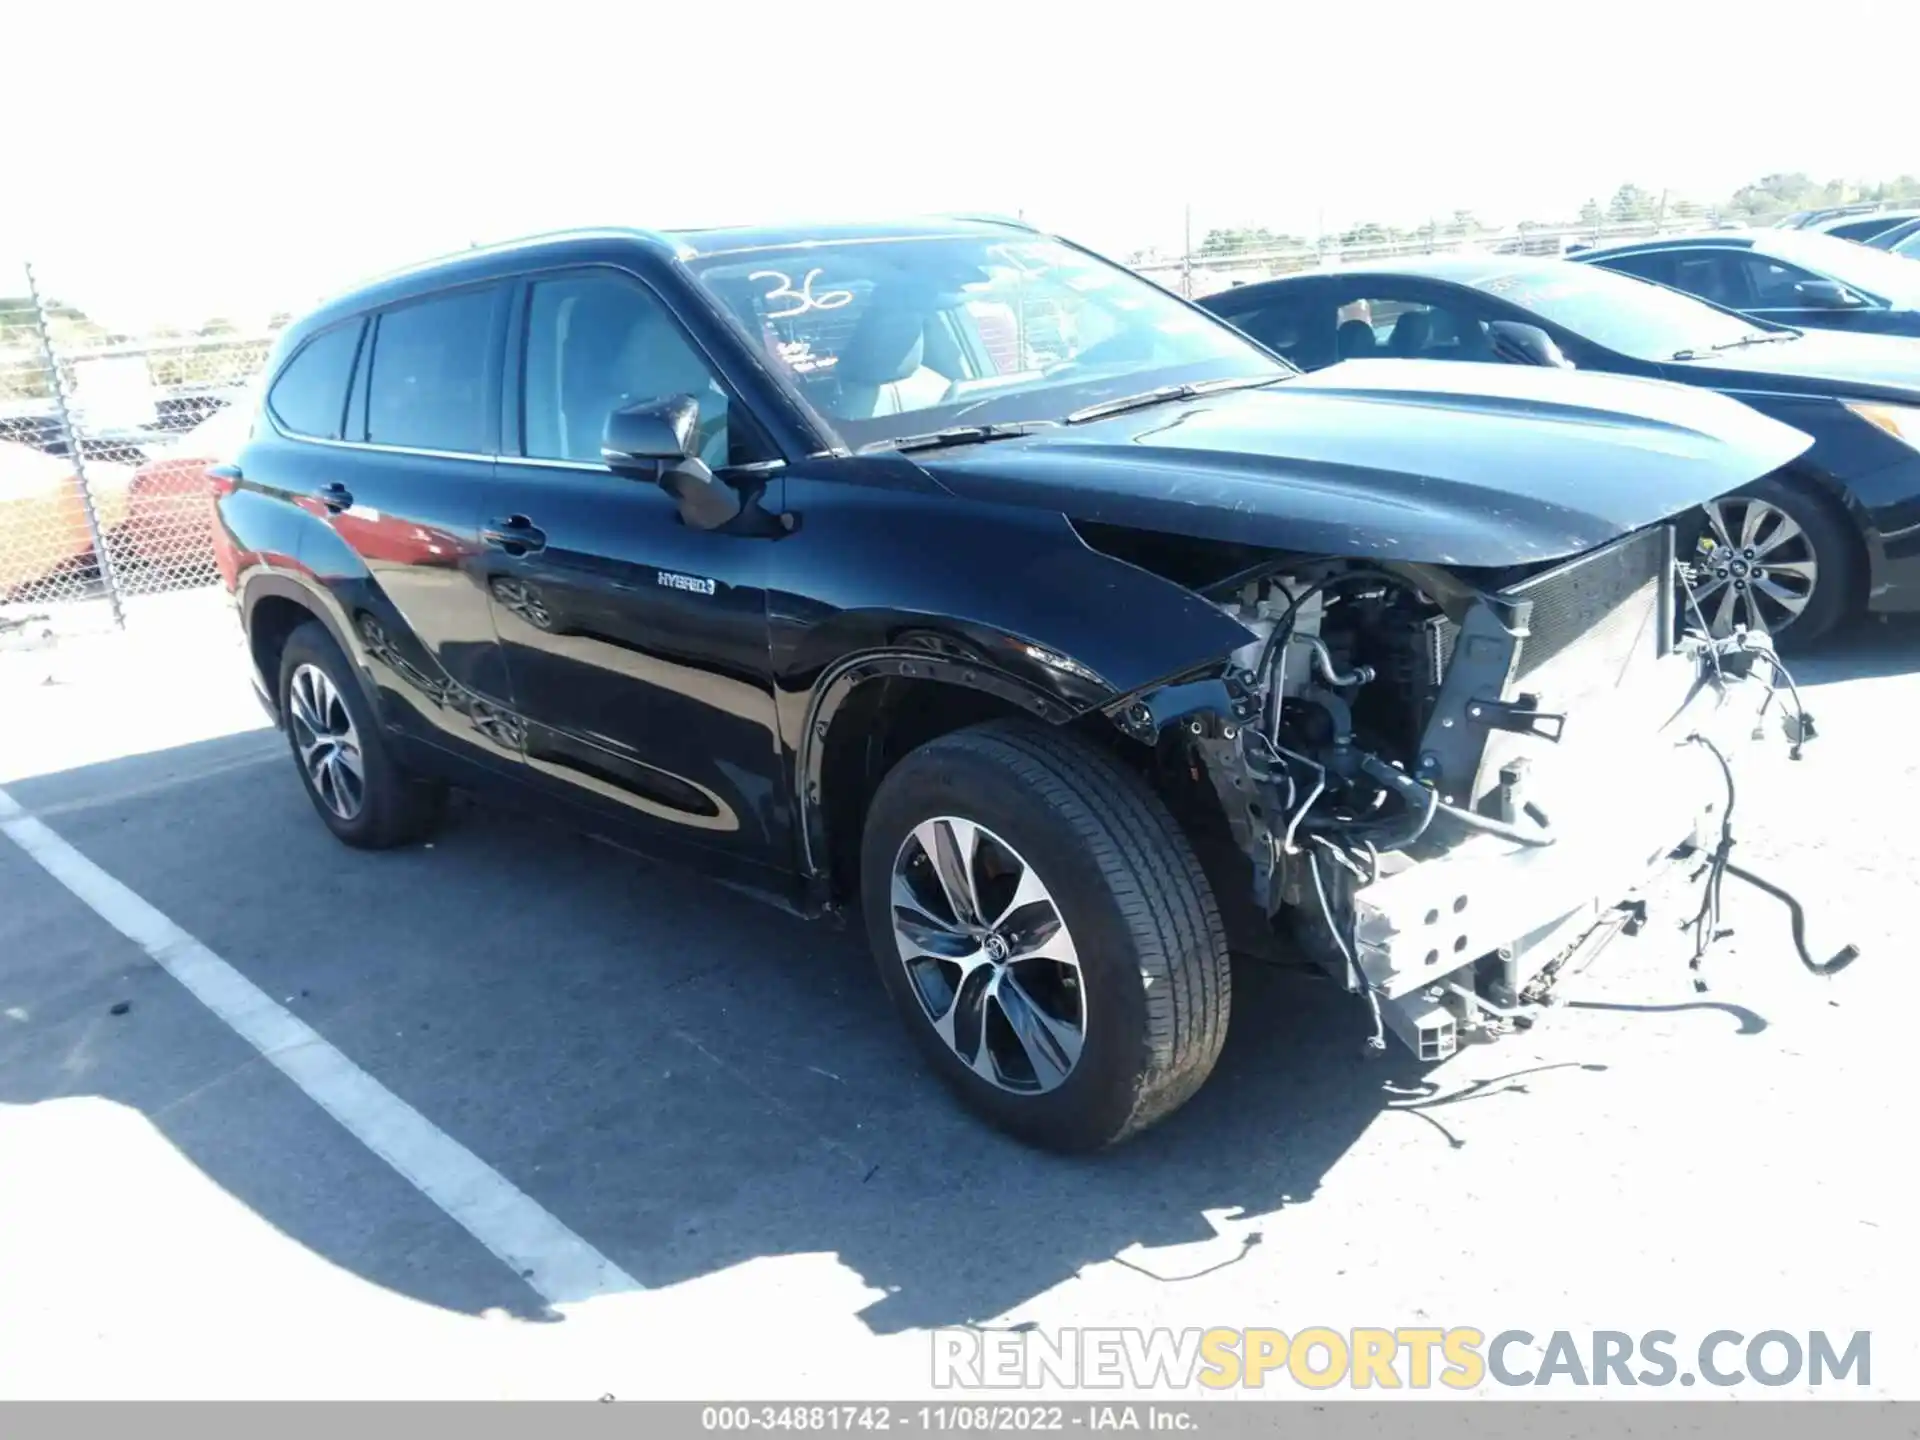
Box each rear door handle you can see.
[482,515,547,555]
[319,481,353,512]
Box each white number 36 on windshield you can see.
[750,267,854,319]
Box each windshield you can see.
[1754,231,1920,307]
[683,233,1291,448]
[1473,264,1773,360]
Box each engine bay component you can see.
[1189,523,1858,1059]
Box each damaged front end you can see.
[1111,519,1855,1061]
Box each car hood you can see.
[1671,329,1920,400]
[915,359,1813,568]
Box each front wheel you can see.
[1688,477,1856,647]
[277,621,445,849]
[860,721,1231,1152]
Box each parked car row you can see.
[208,216,1853,1151]
[1574,229,1920,337]
[1200,245,1920,645]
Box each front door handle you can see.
[319,481,353,513]
[482,515,547,555]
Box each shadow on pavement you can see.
[0,724,1685,1335]
[1794,613,1920,686]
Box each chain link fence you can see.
[2,262,277,645]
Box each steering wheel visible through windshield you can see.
[684,233,1292,449]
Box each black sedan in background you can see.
[1807,209,1920,244]
[1199,257,1920,644]
[1866,217,1920,254]
[1570,230,1920,338]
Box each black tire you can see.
[1692,475,1857,649]
[277,620,445,849]
[860,720,1231,1152]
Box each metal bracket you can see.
[1464,693,1567,743]
[1112,675,1247,743]
[1490,756,1528,825]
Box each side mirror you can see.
[1486,321,1574,368]
[1794,278,1864,308]
[602,395,741,530]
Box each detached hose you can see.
[1357,753,1554,849]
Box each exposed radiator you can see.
[1508,524,1671,703]
[1466,525,1674,808]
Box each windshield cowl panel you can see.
[685,233,1291,450]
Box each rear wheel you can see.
[1688,477,1855,647]
[278,621,445,848]
[860,720,1231,1152]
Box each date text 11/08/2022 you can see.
[700,1407,1190,1431]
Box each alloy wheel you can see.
[288,663,366,820]
[890,817,1086,1095]
[1691,496,1820,635]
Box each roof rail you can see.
[337,225,671,294]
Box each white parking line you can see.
[0,783,641,1308]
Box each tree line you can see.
[1185,171,1920,261]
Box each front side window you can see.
[684,233,1290,447]
[267,320,363,439]
[1732,254,1830,308]
[1473,263,1772,361]
[521,272,739,469]
[365,288,496,453]
[1754,232,1920,307]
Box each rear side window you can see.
[266,321,363,439]
[1667,252,1749,308]
[365,288,497,453]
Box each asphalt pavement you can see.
[1,595,1912,1399]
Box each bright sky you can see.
[7,0,1915,330]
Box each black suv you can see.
[214,217,1811,1151]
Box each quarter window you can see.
[521,272,744,468]
[364,288,497,453]
[266,321,364,439]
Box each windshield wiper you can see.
[1712,331,1800,350]
[1063,374,1283,425]
[857,421,1057,455]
